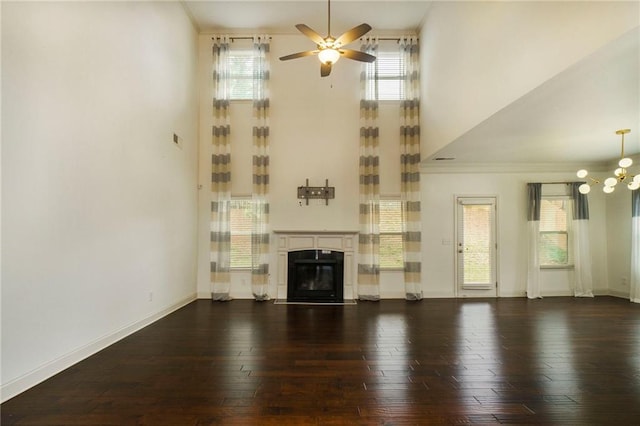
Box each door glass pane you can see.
[463,205,491,284]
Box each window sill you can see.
[381,268,404,272]
[541,265,575,270]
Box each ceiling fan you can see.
[279,0,376,77]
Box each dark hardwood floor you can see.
[2,297,640,425]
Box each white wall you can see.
[196,35,405,299]
[419,1,639,158]
[1,1,199,401]
[422,170,609,298]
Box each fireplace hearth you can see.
[287,250,344,303]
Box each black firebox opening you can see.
[287,250,344,303]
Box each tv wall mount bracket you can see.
[297,179,335,205]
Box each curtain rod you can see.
[211,36,412,41]
[212,36,272,41]
[538,182,583,185]
[353,37,419,42]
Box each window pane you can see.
[231,235,251,268]
[380,200,402,233]
[540,199,568,232]
[380,200,403,269]
[366,51,405,101]
[230,199,252,268]
[378,79,403,101]
[380,234,403,269]
[540,232,568,265]
[228,50,253,100]
[463,205,492,283]
[539,198,570,266]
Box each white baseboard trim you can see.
[540,290,574,297]
[499,291,528,298]
[608,289,631,299]
[1,293,197,403]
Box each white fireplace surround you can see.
[274,231,358,301]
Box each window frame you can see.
[539,195,574,269]
[379,198,404,270]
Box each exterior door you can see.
[456,197,498,297]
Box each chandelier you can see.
[577,129,640,194]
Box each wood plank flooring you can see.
[2,297,640,425]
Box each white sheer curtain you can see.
[210,36,232,301]
[631,189,640,303]
[399,36,422,301]
[570,183,594,297]
[357,37,380,301]
[526,183,542,299]
[251,35,271,301]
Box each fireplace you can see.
[287,250,344,303]
[274,231,356,302]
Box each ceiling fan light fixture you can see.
[318,48,340,65]
[279,0,374,77]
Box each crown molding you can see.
[420,161,609,174]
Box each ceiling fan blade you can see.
[320,62,332,77]
[334,23,372,47]
[295,24,326,45]
[340,49,376,63]
[279,50,319,61]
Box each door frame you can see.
[454,195,499,298]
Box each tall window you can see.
[540,197,572,266]
[365,50,405,101]
[230,199,252,268]
[380,199,403,269]
[228,49,254,100]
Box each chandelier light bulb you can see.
[577,169,588,178]
[614,167,624,177]
[603,185,615,194]
[578,183,591,194]
[634,175,640,184]
[604,177,618,187]
[318,48,340,64]
[628,181,640,191]
[619,157,633,168]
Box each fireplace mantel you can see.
[274,231,357,301]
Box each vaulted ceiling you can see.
[183,1,640,168]
[183,0,431,34]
